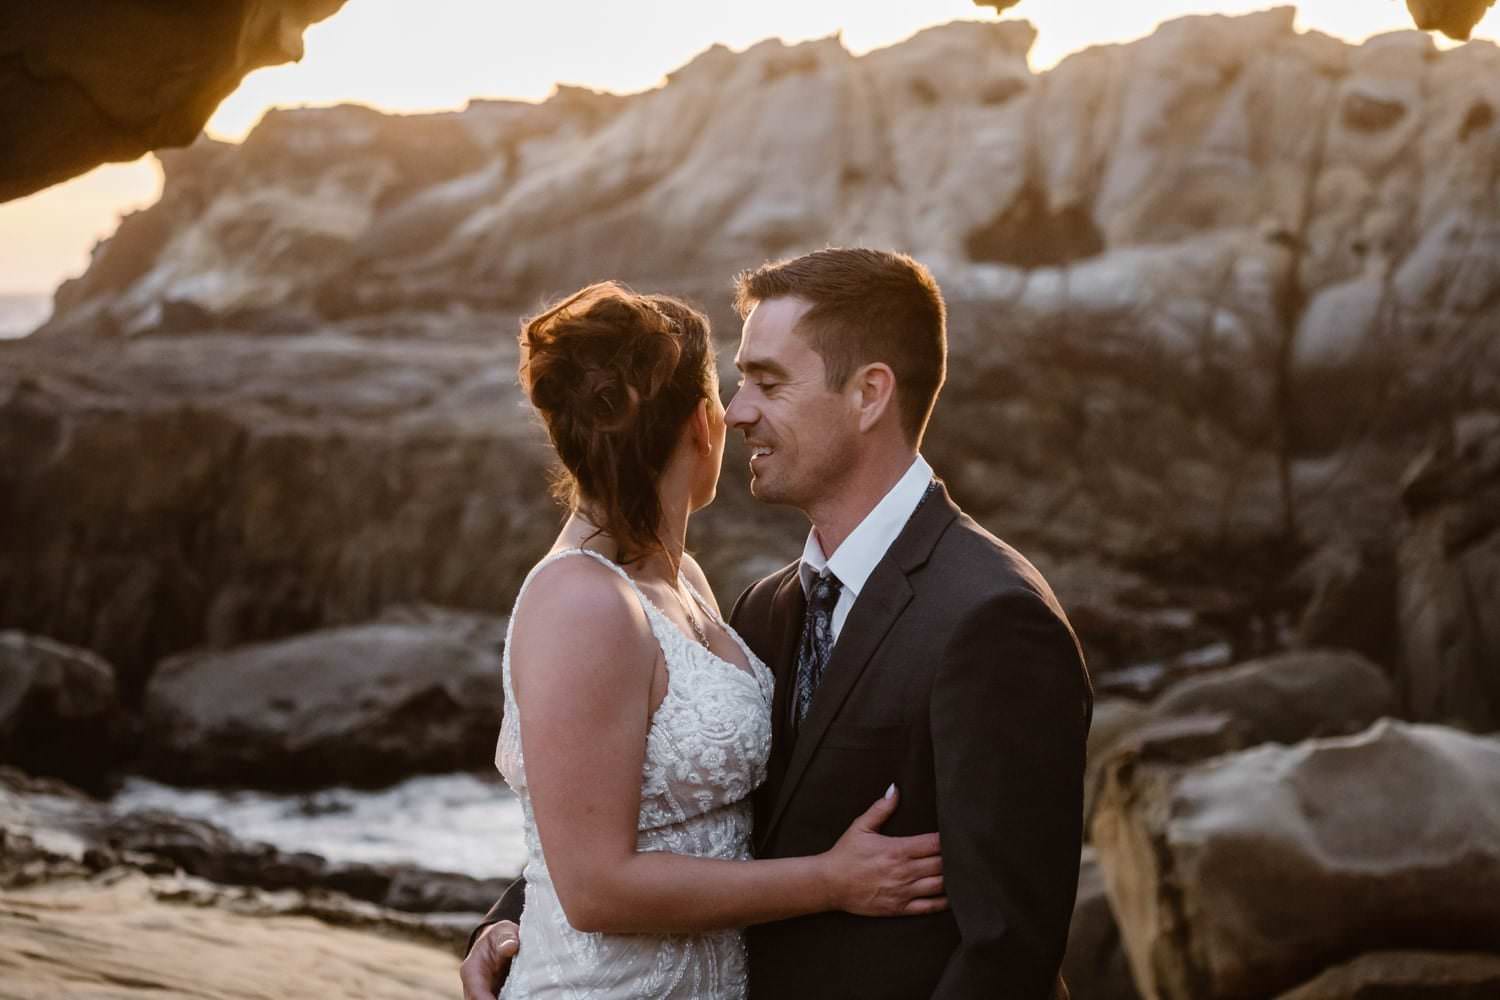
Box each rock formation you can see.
[0,1,347,201]
[1090,720,1500,1000]
[1396,420,1500,732]
[4,12,1496,697]
[0,328,555,697]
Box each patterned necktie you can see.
[795,570,843,726]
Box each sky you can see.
[0,0,1485,295]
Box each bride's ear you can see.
[688,399,712,455]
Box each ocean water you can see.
[0,293,50,338]
[112,771,527,878]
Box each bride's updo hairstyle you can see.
[519,281,713,561]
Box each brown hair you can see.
[519,282,713,561]
[733,247,947,444]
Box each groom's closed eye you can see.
[738,358,792,381]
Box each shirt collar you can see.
[799,454,934,600]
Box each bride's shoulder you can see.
[511,552,652,653]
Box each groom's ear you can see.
[851,362,897,434]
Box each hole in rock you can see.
[1460,100,1495,141]
[964,183,1105,268]
[980,78,1026,106]
[909,78,940,105]
[1341,92,1407,133]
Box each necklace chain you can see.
[668,580,712,650]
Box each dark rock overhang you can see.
[0,0,345,203]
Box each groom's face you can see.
[726,296,856,509]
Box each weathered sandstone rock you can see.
[1091,720,1500,1000]
[36,13,1500,348]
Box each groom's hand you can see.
[459,920,519,1000]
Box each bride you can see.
[493,282,945,998]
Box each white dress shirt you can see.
[798,454,934,644]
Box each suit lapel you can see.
[765,570,806,798]
[759,479,959,848]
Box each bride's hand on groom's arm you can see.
[459,920,518,1000]
[821,785,947,917]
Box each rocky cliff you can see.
[40,8,1500,345]
[4,9,1498,706]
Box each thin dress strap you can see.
[678,574,724,628]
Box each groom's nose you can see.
[724,386,755,431]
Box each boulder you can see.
[1085,651,1396,825]
[0,632,126,790]
[1275,950,1500,999]
[1091,720,1500,1000]
[1397,426,1500,731]
[1146,649,1396,747]
[142,618,505,788]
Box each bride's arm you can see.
[510,560,944,936]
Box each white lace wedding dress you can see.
[495,548,774,999]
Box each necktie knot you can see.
[811,570,842,610]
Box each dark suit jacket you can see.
[471,481,1092,999]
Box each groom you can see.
[463,248,1092,999]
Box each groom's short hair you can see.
[733,247,947,445]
